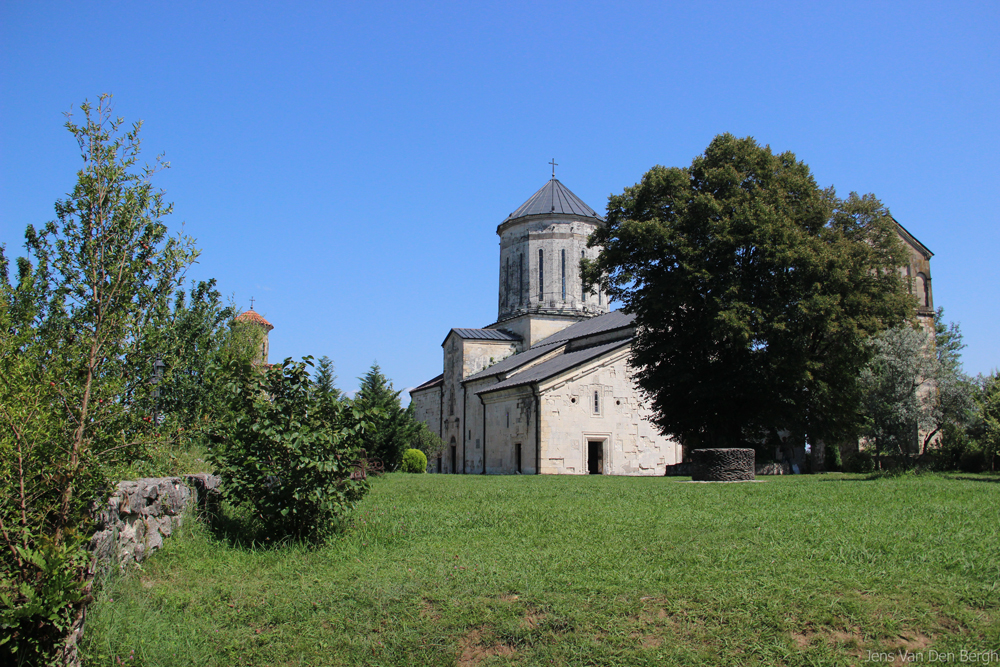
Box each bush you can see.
[843,450,875,474]
[959,449,988,473]
[400,449,428,473]
[208,358,373,540]
[410,421,445,462]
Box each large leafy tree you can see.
[920,309,977,455]
[0,95,197,662]
[584,134,914,451]
[148,279,239,433]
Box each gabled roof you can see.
[505,179,603,221]
[478,338,633,395]
[892,217,933,259]
[463,310,636,384]
[443,328,522,347]
[463,340,563,383]
[234,309,274,331]
[410,373,443,393]
[532,310,635,347]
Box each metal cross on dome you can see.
[249,296,255,310]
[549,159,558,178]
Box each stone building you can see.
[409,178,682,475]
[410,176,937,474]
[233,306,274,366]
[895,220,935,330]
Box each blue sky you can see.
[2,1,998,397]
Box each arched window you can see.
[916,273,929,308]
[538,249,544,300]
[504,257,510,308]
[518,254,523,304]
[561,249,567,301]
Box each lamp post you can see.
[152,355,165,424]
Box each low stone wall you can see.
[63,474,220,666]
[691,448,755,481]
[755,461,794,475]
[89,473,220,574]
[664,460,794,476]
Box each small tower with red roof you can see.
[234,303,274,366]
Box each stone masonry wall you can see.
[89,473,220,573]
[62,474,221,666]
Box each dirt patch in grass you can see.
[458,627,516,666]
[630,631,663,648]
[791,624,867,651]
[419,598,441,621]
[888,632,933,652]
[521,609,545,630]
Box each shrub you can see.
[410,421,445,462]
[959,449,988,473]
[400,449,428,473]
[843,450,875,474]
[208,357,373,540]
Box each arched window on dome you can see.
[504,257,510,309]
[538,249,544,301]
[561,249,566,301]
[518,254,523,305]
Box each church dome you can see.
[234,308,274,332]
[505,179,603,221]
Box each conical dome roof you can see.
[506,179,603,221]
[234,308,274,331]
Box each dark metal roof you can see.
[464,311,636,384]
[410,374,443,393]
[448,328,522,342]
[531,310,635,348]
[478,338,633,394]
[506,179,603,221]
[463,340,562,383]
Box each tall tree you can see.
[975,372,1000,471]
[351,363,415,471]
[583,134,914,451]
[920,309,977,455]
[0,95,197,662]
[858,326,936,468]
[313,355,342,401]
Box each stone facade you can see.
[411,177,680,476]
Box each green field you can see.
[81,473,1000,666]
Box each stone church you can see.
[409,176,935,475]
[409,177,682,476]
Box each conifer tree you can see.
[351,362,415,471]
[313,355,342,401]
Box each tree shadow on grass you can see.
[948,475,1000,483]
[203,502,348,551]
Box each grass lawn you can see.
[81,473,1000,666]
